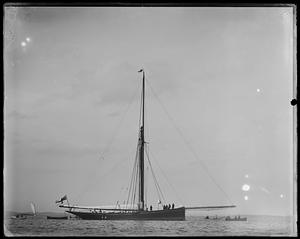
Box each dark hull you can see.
[47,216,68,220]
[67,207,185,221]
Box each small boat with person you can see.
[11,214,27,220]
[11,202,37,220]
[205,215,225,220]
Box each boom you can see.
[186,205,236,210]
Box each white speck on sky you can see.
[260,186,271,194]
[242,184,250,191]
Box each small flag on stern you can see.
[55,195,68,204]
[61,195,67,201]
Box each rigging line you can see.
[142,75,149,140]
[130,87,145,209]
[131,149,140,207]
[148,158,166,205]
[126,128,142,207]
[145,144,166,203]
[129,89,143,209]
[145,151,163,204]
[132,142,140,207]
[127,143,140,208]
[130,88,141,207]
[117,147,138,203]
[145,147,149,207]
[145,147,156,204]
[127,144,138,208]
[139,83,143,127]
[129,163,137,208]
[100,83,140,160]
[125,142,138,202]
[125,145,138,207]
[125,143,139,208]
[133,162,139,207]
[147,157,165,205]
[146,79,234,205]
[129,84,142,208]
[148,149,185,206]
[145,164,148,208]
[128,164,136,208]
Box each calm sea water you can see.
[4,215,296,236]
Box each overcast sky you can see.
[4,7,295,216]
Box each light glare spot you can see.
[242,184,250,191]
[280,194,284,198]
[245,174,249,178]
[257,88,260,92]
[244,195,248,200]
[26,37,31,42]
[21,42,26,47]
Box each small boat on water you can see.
[11,202,37,219]
[11,215,27,220]
[205,215,225,220]
[225,216,247,221]
[30,202,37,216]
[47,216,68,220]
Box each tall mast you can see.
[138,69,145,210]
